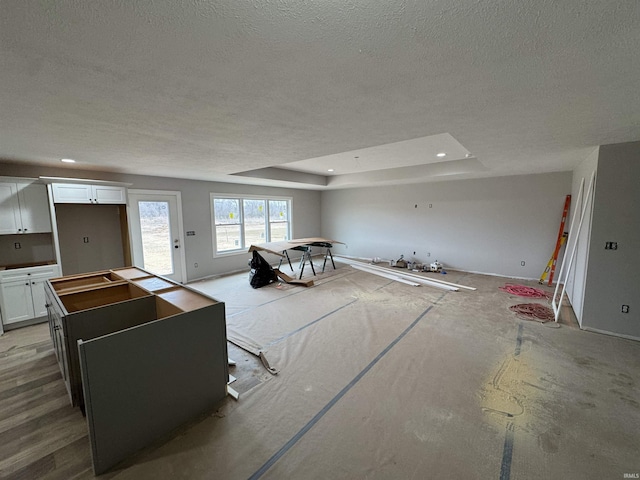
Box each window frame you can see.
[211,193,292,257]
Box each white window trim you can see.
[211,193,293,258]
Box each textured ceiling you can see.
[1,1,639,189]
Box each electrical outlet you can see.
[621,305,629,313]
[426,252,430,257]
[194,263,198,268]
[83,237,89,243]
[605,241,618,250]
[429,204,433,208]
[413,251,416,255]
[14,242,21,249]
[521,261,526,266]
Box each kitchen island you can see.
[45,266,229,474]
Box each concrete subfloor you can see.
[7,263,638,479]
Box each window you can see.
[268,199,290,242]
[211,194,291,255]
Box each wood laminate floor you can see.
[0,325,91,480]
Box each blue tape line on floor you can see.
[514,323,524,357]
[264,279,395,347]
[500,422,515,480]
[248,303,436,480]
[500,323,525,479]
[265,299,359,347]
[227,270,359,318]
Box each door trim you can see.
[127,189,187,284]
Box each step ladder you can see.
[539,194,571,286]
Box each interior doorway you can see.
[128,190,186,283]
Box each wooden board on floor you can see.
[274,269,314,287]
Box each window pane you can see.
[214,198,240,224]
[269,200,288,222]
[269,222,289,242]
[243,199,266,246]
[216,225,241,251]
[138,201,173,275]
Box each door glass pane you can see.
[243,199,266,246]
[138,201,173,275]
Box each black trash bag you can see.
[249,250,277,288]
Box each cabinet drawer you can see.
[50,271,123,293]
[0,265,60,282]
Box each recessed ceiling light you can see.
[327,169,335,172]
[436,152,447,158]
[60,158,76,163]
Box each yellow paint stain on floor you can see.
[479,348,543,431]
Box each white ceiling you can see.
[1,1,639,190]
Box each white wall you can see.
[320,172,572,279]
[0,163,321,282]
[565,148,598,326]
[580,141,640,339]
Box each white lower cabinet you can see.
[0,281,35,323]
[0,265,60,327]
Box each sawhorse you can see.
[309,242,336,273]
[278,245,316,279]
[276,242,336,279]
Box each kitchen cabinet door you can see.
[16,182,52,233]
[0,281,35,324]
[93,185,126,204]
[0,182,22,234]
[30,277,49,318]
[52,183,93,204]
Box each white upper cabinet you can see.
[52,183,126,204]
[51,183,92,203]
[0,183,21,234]
[0,181,52,234]
[17,183,53,232]
[93,184,127,204]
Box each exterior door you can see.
[128,191,186,283]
